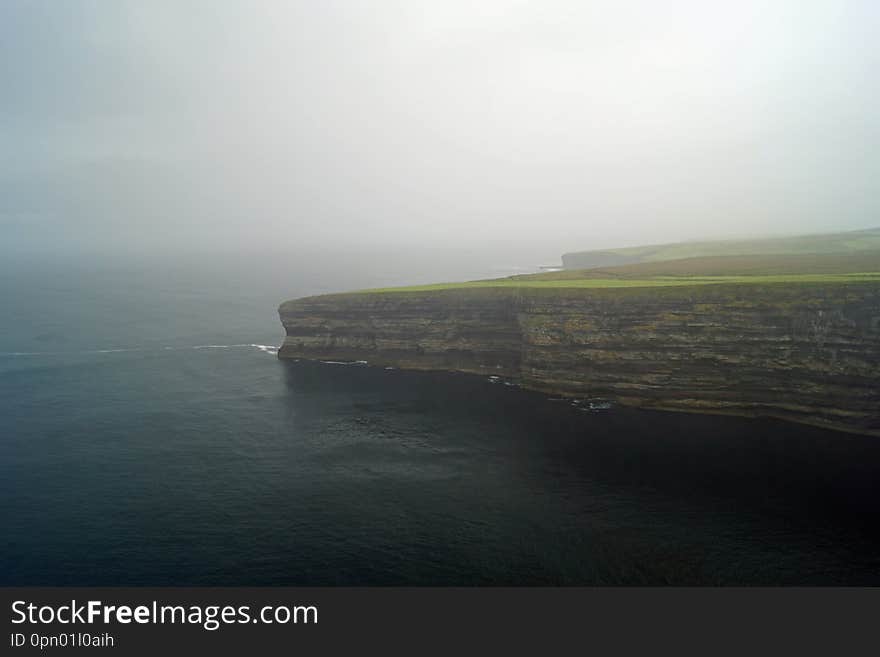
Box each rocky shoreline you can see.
[278,283,880,436]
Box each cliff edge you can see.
[278,274,880,436]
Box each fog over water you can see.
[2,0,879,261]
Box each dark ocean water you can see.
[2,250,880,585]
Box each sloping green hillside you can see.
[561,227,880,269]
[348,250,880,295]
[522,250,880,280]
[355,273,880,295]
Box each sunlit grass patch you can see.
[357,272,880,294]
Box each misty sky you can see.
[2,0,879,257]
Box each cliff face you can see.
[279,284,880,436]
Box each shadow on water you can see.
[3,350,880,586]
[281,360,880,530]
[279,360,880,585]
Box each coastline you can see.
[278,280,880,438]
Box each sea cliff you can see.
[278,283,880,436]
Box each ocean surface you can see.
[2,249,880,585]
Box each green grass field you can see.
[343,234,880,297]
[561,227,880,269]
[359,272,880,294]
[521,250,880,280]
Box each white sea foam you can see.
[320,360,368,365]
[190,343,278,354]
[249,344,279,354]
[2,342,281,358]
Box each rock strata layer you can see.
[279,284,880,436]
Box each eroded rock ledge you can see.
[278,284,880,436]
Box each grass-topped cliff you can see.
[279,244,880,436]
[561,227,880,270]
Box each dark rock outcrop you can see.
[279,283,880,436]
